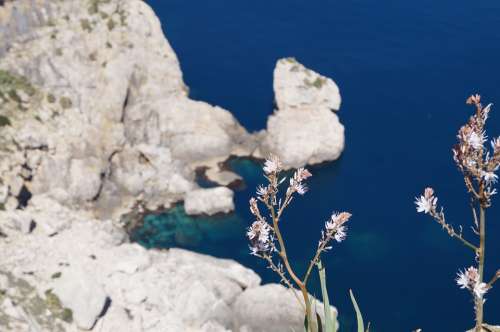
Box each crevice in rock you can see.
[120,87,130,123]
[28,220,36,233]
[91,171,106,202]
[91,149,121,202]
[96,297,112,322]
[17,184,32,208]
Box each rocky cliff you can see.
[0,0,344,331]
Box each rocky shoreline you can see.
[0,0,345,331]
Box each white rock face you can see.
[261,108,344,169]
[0,0,248,218]
[259,58,345,169]
[184,187,235,216]
[0,2,343,332]
[274,58,341,112]
[233,284,338,332]
[0,199,254,331]
[53,268,108,330]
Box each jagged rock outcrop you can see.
[0,2,343,331]
[0,199,336,332]
[0,0,252,218]
[258,57,345,169]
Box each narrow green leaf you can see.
[349,289,365,332]
[317,261,336,332]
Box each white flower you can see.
[468,131,486,150]
[334,225,347,242]
[325,212,351,240]
[294,168,312,182]
[295,182,308,195]
[249,197,259,216]
[481,171,498,185]
[247,220,272,254]
[256,185,269,197]
[491,137,500,150]
[415,187,437,214]
[415,196,436,213]
[473,282,489,299]
[263,155,282,174]
[456,267,488,299]
[456,270,470,289]
[482,103,493,121]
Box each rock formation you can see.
[0,198,337,331]
[0,0,343,331]
[0,0,253,218]
[258,57,345,169]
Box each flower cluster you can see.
[246,154,352,297]
[453,95,499,205]
[415,94,500,330]
[456,266,489,300]
[287,167,312,196]
[247,219,274,256]
[415,187,438,214]
[263,154,283,174]
[324,212,351,242]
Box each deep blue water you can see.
[137,1,500,330]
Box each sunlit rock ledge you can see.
[0,0,342,331]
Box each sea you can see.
[133,1,500,330]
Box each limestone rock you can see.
[233,284,338,332]
[53,268,108,330]
[205,168,243,187]
[261,108,344,169]
[258,58,345,169]
[4,210,34,234]
[0,0,248,219]
[274,57,341,112]
[184,187,235,216]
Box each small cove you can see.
[136,1,500,330]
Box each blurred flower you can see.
[467,94,481,105]
[256,185,269,197]
[334,225,347,242]
[263,155,282,174]
[474,282,489,299]
[247,220,272,255]
[415,187,437,214]
[481,171,498,185]
[295,168,312,182]
[324,212,351,242]
[491,137,500,151]
[249,197,259,216]
[456,266,488,299]
[467,131,486,150]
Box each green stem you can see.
[268,202,315,331]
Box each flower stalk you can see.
[247,156,352,331]
[415,95,499,331]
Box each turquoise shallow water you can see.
[135,1,500,330]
